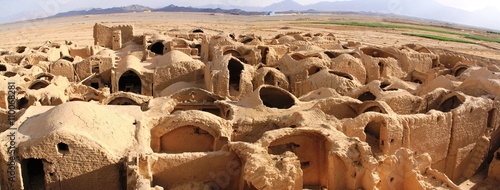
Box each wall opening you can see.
[307,66,321,76]
[18,97,29,109]
[378,62,384,76]
[364,106,383,113]
[4,71,17,77]
[365,121,383,154]
[108,97,139,106]
[91,82,99,89]
[264,72,275,85]
[119,70,142,94]
[260,87,295,109]
[260,47,269,65]
[324,51,340,59]
[454,67,468,77]
[358,92,376,102]
[150,42,165,55]
[16,46,27,54]
[192,29,204,33]
[487,109,496,129]
[92,65,99,73]
[22,159,46,189]
[268,134,328,189]
[159,125,215,153]
[57,142,69,153]
[24,65,33,69]
[228,58,243,93]
[61,56,74,62]
[29,81,49,90]
[0,64,6,71]
[439,95,463,112]
[194,44,202,56]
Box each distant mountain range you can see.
[13,0,499,31]
[201,0,500,31]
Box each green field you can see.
[309,21,500,44]
[402,33,477,44]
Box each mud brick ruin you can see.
[1,23,500,190]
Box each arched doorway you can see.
[228,58,244,95]
[150,42,165,55]
[119,70,142,94]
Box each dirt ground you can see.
[0,12,499,60]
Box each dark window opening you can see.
[432,58,440,68]
[61,56,74,62]
[307,66,321,76]
[4,71,17,77]
[259,87,295,109]
[487,109,496,129]
[439,96,463,112]
[24,65,33,69]
[455,67,467,77]
[192,29,204,33]
[194,44,201,56]
[358,92,376,102]
[16,46,27,54]
[413,79,423,84]
[92,65,99,73]
[119,70,142,94]
[29,81,49,90]
[364,106,382,113]
[241,38,254,44]
[260,47,269,65]
[324,51,340,59]
[91,82,99,89]
[18,97,29,109]
[365,121,383,153]
[264,73,275,85]
[0,64,7,71]
[150,42,165,55]
[380,83,390,89]
[22,159,46,189]
[57,143,69,153]
[378,62,384,76]
[228,58,244,92]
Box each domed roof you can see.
[117,55,143,74]
[155,50,194,68]
[18,102,138,155]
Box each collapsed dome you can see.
[259,86,296,109]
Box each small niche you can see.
[57,143,69,153]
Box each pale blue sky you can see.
[0,0,499,30]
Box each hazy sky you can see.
[0,0,499,28]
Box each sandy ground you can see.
[0,12,499,60]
